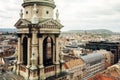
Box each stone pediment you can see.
[39,19,64,29]
[15,19,31,28]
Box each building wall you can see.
[24,5,53,20]
[67,64,86,80]
[83,60,105,80]
[85,41,120,63]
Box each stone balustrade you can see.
[44,65,55,73]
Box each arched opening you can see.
[23,37,28,65]
[43,37,53,66]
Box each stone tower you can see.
[14,0,64,80]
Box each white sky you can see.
[0,0,120,32]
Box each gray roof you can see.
[80,53,104,65]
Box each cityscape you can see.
[0,0,120,80]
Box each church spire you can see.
[31,4,39,24]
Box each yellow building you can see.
[64,57,86,80]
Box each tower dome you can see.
[23,0,56,8]
[22,0,56,21]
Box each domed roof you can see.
[23,0,56,8]
[81,53,105,65]
[24,0,54,3]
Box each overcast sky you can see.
[0,0,120,32]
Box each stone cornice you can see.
[15,19,31,28]
[38,19,64,29]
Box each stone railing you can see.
[44,65,55,73]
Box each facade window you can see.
[36,9,39,13]
[26,11,28,14]
[46,11,49,14]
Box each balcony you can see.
[44,65,55,73]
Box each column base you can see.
[16,65,20,75]
[29,77,39,80]
[55,61,60,65]
[26,68,30,80]
[39,66,44,80]
[60,60,65,64]
[39,65,44,68]
[55,64,60,76]
[26,65,31,68]
[30,66,37,70]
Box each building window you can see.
[43,37,53,66]
[36,9,39,13]
[26,11,28,14]
[46,11,49,14]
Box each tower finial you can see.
[56,9,60,22]
[20,9,23,19]
[31,4,39,24]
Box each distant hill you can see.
[0,28,17,33]
[0,28,119,34]
[67,29,115,34]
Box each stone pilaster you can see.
[56,37,59,64]
[29,70,39,80]
[21,36,23,64]
[17,37,21,64]
[16,36,21,75]
[27,37,31,68]
[39,37,43,67]
[53,39,55,64]
[26,37,31,80]
[31,29,38,67]
[38,37,44,80]
[30,28,39,80]
[39,67,45,80]
[55,37,60,75]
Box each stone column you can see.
[53,38,55,64]
[21,35,23,64]
[26,37,31,80]
[27,37,31,68]
[31,30,38,69]
[16,37,21,75]
[55,37,60,76]
[56,37,59,64]
[39,37,44,80]
[17,37,21,64]
[39,37,43,67]
[30,29,39,80]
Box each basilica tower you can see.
[14,0,64,80]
